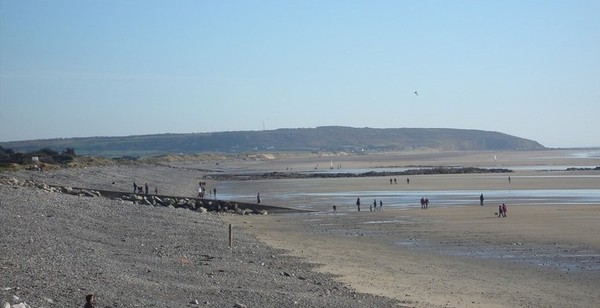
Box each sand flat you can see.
[227,202,600,307]
[222,149,600,307]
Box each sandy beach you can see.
[2,149,599,307]
[227,203,600,307]
[219,149,600,307]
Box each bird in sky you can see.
[414,91,419,96]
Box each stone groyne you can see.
[0,176,300,215]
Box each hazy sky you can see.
[1,1,599,148]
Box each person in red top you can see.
[502,203,507,217]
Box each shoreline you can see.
[227,203,600,307]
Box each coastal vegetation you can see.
[0,126,545,157]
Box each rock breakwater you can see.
[0,176,289,215]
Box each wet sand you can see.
[226,201,600,307]
[221,150,600,307]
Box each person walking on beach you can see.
[425,197,429,209]
[502,203,507,217]
[213,188,217,199]
[356,197,361,211]
[498,204,503,218]
[333,204,337,213]
[420,197,425,209]
[144,183,149,195]
[480,193,485,206]
[133,182,137,193]
[257,193,261,204]
[379,200,383,211]
[373,199,377,211]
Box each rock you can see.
[197,207,208,213]
[81,190,97,197]
[36,183,50,190]
[253,209,268,215]
[233,303,247,308]
[208,203,220,211]
[186,199,197,208]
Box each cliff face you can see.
[0,126,545,157]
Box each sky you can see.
[1,1,599,148]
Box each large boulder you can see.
[152,196,164,205]
[186,199,197,208]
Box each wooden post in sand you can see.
[229,223,233,248]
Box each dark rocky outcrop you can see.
[205,167,513,181]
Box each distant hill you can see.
[0,126,545,157]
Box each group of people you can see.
[481,193,509,218]
[350,193,508,215]
[388,178,410,184]
[370,199,383,211]
[353,197,384,212]
[197,181,217,199]
[133,182,157,195]
[498,203,508,218]
[420,197,430,209]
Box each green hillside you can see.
[0,126,545,157]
